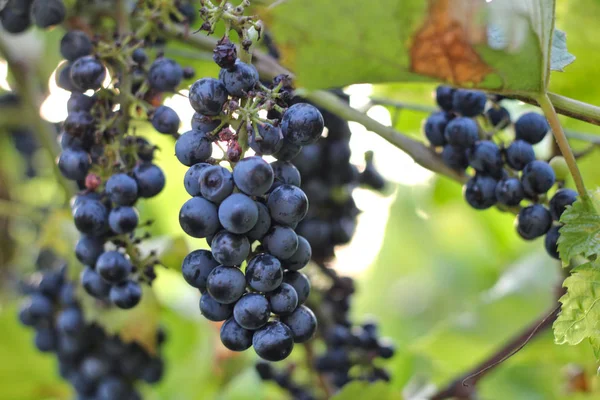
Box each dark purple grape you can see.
[517,204,552,240]
[282,271,310,305]
[282,236,311,271]
[110,280,142,309]
[545,225,560,259]
[246,202,271,242]
[505,140,535,171]
[200,293,233,321]
[495,178,524,206]
[263,226,299,260]
[60,30,92,61]
[148,58,183,92]
[233,293,270,330]
[181,249,219,292]
[252,321,294,362]
[249,123,283,155]
[31,0,66,28]
[151,105,180,135]
[75,235,105,266]
[200,165,234,203]
[183,163,211,196]
[189,78,228,116]
[58,148,91,180]
[270,161,301,191]
[441,145,469,171]
[281,305,317,343]
[175,129,213,166]
[281,103,324,146]
[220,61,258,97]
[521,160,555,195]
[435,86,455,112]
[106,173,138,206]
[467,140,503,177]
[63,111,95,137]
[268,283,298,316]
[132,163,165,198]
[246,253,283,293]
[73,199,108,236]
[515,112,549,144]
[549,188,577,220]
[210,230,250,266]
[424,112,450,147]
[452,89,487,117]
[220,318,253,351]
[267,184,309,227]
[273,139,302,161]
[96,251,132,284]
[444,117,479,148]
[464,174,498,210]
[108,206,139,234]
[206,266,246,304]
[70,56,106,91]
[191,113,222,132]
[233,156,274,196]
[81,266,110,298]
[218,193,258,234]
[486,106,510,129]
[179,197,220,238]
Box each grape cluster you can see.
[292,93,386,261]
[0,0,65,34]
[18,267,165,399]
[177,39,321,362]
[424,86,577,259]
[56,29,193,308]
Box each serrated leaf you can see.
[332,381,402,400]
[554,262,600,348]
[551,29,576,72]
[262,0,557,94]
[557,193,600,263]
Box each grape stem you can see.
[538,93,587,198]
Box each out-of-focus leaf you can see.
[554,262,600,349]
[557,193,600,263]
[551,29,576,72]
[332,381,402,400]
[262,0,559,94]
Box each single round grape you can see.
[282,236,312,271]
[110,280,142,309]
[281,305,317,343]
[191,113,222,132]
[34,326,57,352]
[132,163,165,198]
[151,105,180,135]
[58,148,91,181]
[444,117,479,148]
[515,112,549,144]
[132,48,148,65]
[140,358,164,384]
[272,138,302,161]
[0,6,31,34]
[108,206,139,234]
[252,321,294,362]
[210,230,250,266]
[60,30,92,61]
[81,266,110,299]
[200,165,234,204]
[106,173,138,206]
[545,225,561,259]
[189,78,228,116]
[246,202,271,242]
[452,89,487,117]
[495,178,524,206]
[75,235,105,266]
[220,61,259,97]
[505,140,536,171]
[96,251,132,284]
[464,174,498,210]
[218,193,258,234]
[184,163,211,196]
[67,92,96,113]
[206,266,246,304]
[148,58,183,92]
[233,293,270,330]
[268,283,298,315]
[70,56,106,91]
[435,86,455,112]
[73,199,108,236]
[200,292,233,321]
[181,249,219,292]
[246,253,283,293]
[233,156,274,196]
[467,140,503,177]
[424,111,450,147]
[262,225,299,260]
[521,160,556,195]
[249,123,283,155]
[270,161,301,191]
[56,307,84,335]
[281,103,324,145]
[31,0,66,28]
[220,318,253,351]
[175,129,213,166]
[283,271,310,305]
[517,204,552,240]
[179,197,220,238]
[441,145,469,171]
[56,63,78,92]
[486,106,510,129]
[267,184,309,226]
[28,293,53,320]
[549,188,577,220]
[63,110,95,136]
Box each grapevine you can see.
[3,1,600,400]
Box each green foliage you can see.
[331,381,402,400]
[264,0,568,94]
[554,263,600,353]
[557,193,600,263]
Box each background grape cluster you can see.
[425,87,578,260]
[0,0,66,34]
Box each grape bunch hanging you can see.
[177,39,320,362]
[18,266,165,399]
[424,87,578,259]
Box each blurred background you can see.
[2,0,600,399]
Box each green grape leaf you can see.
[557,193,600,263]
[331,381,402,400]
[551,29,576,72]
[554,262,600,348]
[261,0,563,94]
